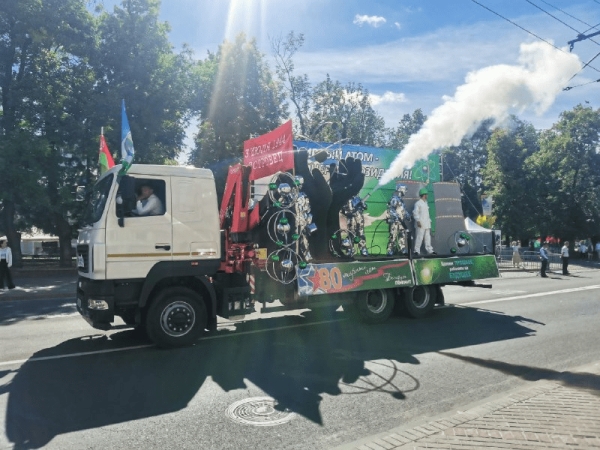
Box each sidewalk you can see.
[335,361,600,450]
[0,268,77,301]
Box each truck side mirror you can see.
[116,175,137,227]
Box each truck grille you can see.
[77,244,90,273]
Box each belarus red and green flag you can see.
[99,132,115,174]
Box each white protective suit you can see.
[413,197,434,254]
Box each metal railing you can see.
[495,248,562,271]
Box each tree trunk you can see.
[56,215,73,267]
[1,200,23,268]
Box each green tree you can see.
[386,109,427,150]
[272,32,386,146]
[308,75,385,146]
[188,33,285,197]
[271,31,311,138]
[442,120,494,219]
[0,0,95,266]
[527,105,600,241]
[483,120,539,242]
[94,0,195,164]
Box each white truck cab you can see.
[76,164,229,347]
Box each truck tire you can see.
[146,287,207,348]
[347,289,394,324]
[403,286,436,319]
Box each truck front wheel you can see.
[347,289,394,324]
[403,286,436,319]
[146,287,207,348]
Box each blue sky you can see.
[100,0,600,150]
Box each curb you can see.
[0,288,76,301]
[333,361,600,450]
[12,268,77,278]
[331,381,559,450]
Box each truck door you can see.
[171,175,221,261]
[105,176,172,280]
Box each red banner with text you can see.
[243,120,294,180]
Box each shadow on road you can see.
[2,305,541,449]
[439,352,600,392]
[0,298,77,326]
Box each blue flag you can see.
[119,99,135,175]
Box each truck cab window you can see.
[117,178,166,217]
[83,174,114,225]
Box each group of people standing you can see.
[511,240,571,278]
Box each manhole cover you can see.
[226,397,294,426]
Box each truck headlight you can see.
[88,299,109,310]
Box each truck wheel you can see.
[403,286,436,319]
[347,289,394,324]
[146,287,207,348]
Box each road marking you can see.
[0,344,154,368]
[461,284,600,306]
[0,318,346,368]
[491,289,527,296]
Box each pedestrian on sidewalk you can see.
[0,238,15,290]
[561,241,570,275]
[511,240,524,269]
[540,242,549,278]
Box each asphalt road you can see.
[0,269,599,449]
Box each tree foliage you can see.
[188,33,285,197]
[94,0,195,164]
[442,120,494,220]
[0,0,95,266]
[271,32,386,146]
[385,109,427,150]
[527,105,600,241]
[483,120,539,241]
[271,31,311,138]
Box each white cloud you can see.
[370,91,407,106]
[353,14,387,28]
[395,22,401,30]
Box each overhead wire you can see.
[471,0,600,85]
[537,0,600,32]
[582,21,600,34]
[563,77,600,91]
[565,49,600,85]
[525,0,600,48]
[470,0,567,54]
[525,0,585,35]
[525,0,600,82]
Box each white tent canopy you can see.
[465,217,490,232]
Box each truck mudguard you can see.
[139,260,220,311]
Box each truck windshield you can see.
[82,174,114,226]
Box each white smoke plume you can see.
[379,41,582,186]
